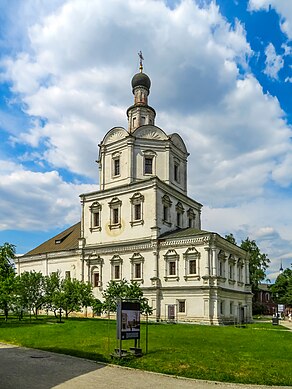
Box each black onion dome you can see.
[131,72,151,91]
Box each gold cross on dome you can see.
[138,50,144,72]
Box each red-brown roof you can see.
[24,222,81,256]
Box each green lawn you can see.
[0,316,291,386]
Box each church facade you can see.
[17,62,252,325]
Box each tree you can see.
[0,243,16,320]
[240,238,270,292]
[16,271,45,319]
[225,234,270,292]
[102,279,153,315]
[270,268,292,306]
[52,278,94,320]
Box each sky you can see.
[0,0,291,281]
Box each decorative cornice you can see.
[160,235,211,247]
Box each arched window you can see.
[183,247,200,280]
[130,253,144,282]
[110,255,123,280]
[162,195,172,226]
[108,197,122,229]
[130,193,144,226]
[90,201,102,232]
[164,249,179,281]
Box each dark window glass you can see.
[114,265,120,279]
[145,157,153,174]
[93,212,100,227]
[178,301,185,313]
[169,261,176,276]
[93,273,100,287]
[135,263,141,279]
[114,158,120,176]
[189,260,196,274]
[113,208,119,224]
[134,203,141,220]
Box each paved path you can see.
[1,342,292,389]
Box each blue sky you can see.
[0,0,291,281]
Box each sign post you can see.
[115,300,141,357]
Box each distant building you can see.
[16,61,252,324]
[253,283,275,315]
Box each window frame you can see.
[90,201,102,232]
[164,249,179,281]
[130,192,144,226]
[108,197,122,230]
[112,152,121,178]
[110,255,122,281]
[162,195,172,226]
[130,253,144,283]
[183,247,200,281]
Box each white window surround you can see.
[187,208,195,228]
[162,195,172,226]
[90,201,102,232]
[142,150,156,176]
[108,197,122,230]
[183,247,200,280]
[228,255,236,285]
[175,201,185,228]
[110,255,123,280]
[130,192,145,226]
[130,253,144,282]
[218,250,226,279]
[173,157,181,183]
[112,152,121,178]
[164,249,179,281]
[177,300,186,314]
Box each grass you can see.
[0,316,292,386]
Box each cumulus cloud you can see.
[0,0,292,279]
[0,160,95,231]
[264,43,284,79]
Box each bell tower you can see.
[127,51,156,132]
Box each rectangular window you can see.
[230,302,233,315]
[134,203,141,220]
[144,157,153,174]
[114,265,120,280]
[229,265,233,279]
[178,301,185,313]
[189,260,196,274]
[93,272,100,287]
[93,212,100,227]
[169,261,176,276]
[188,217,193,228]
[220,301,224,315]
[174,164,179,182]
[113,208,119,224]
[176,212,181,227]
[65,271,70,279]
[134,263,141,279]
[163,205,169,221]
[113,158,120,176]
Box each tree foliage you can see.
[0,243,16,320]
[225,234,270,292]
[270,268,292,306]
[102,279,153,315]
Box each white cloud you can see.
[0,0,291,279]
[248,0,292,39]
[264,43,284,79]
[0,160,95,231]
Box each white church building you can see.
[17,60,252,325]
